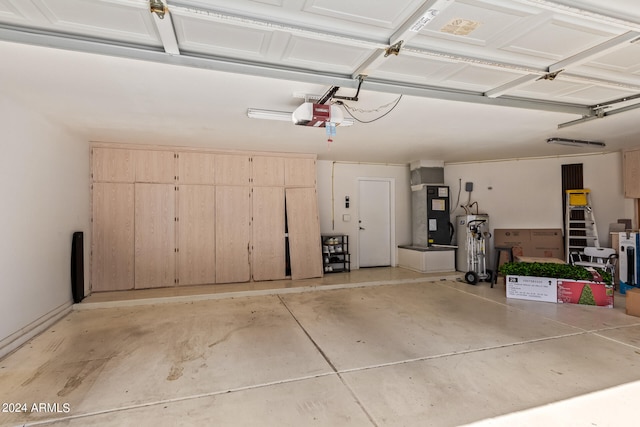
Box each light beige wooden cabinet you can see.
[285,157,316,187]
[251,156,286,280]
[252,156,285,186]
[134,184,176,288]
[178,185,216,286]
[92,148,135,183]
[623,148,640,198]
[135,150,175,183]
[91,144,321,292]
[178,152,216,185]
[91,183,135,291]
[252,187,286,281]
[216,186,251,283]
[286,187,323,279]
[216,154,251,186]
[91,147,175,183]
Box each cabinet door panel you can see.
[179,185,216,285]
[624,149,640,198]
[285,158,316,187]
[252,187,286,281]
[216,186,251,283]
[135,184,176,288]
[178,152,216,184]
[135,150,175,183]
[286,188,323,279]
[91,183,135,291]
[252,156,284,186]
[216,154,250,185]
[92,148,134,182]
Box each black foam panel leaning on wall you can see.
[71,231,84,303]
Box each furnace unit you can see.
[412,185,451,246]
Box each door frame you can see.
[356,177,396,269]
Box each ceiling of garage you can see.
[1,0,639,164]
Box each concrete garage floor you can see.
[1,268,640,426]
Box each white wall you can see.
[0,97,90,354]
[444,152,634,258]
[317,161,412,268]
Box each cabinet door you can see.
[286,187,323,279]
[216,154,250,185]
[624,149,640,198]
[178,185,216,286]
[92,148,134,182]
[252,156,284,186]
[135,150,175,183]
[135,184,176,288]
[252,187,286,281]
[178,152,216,184]
[285,158,316,187]
[91,183,135,291]
[216,186,251,283]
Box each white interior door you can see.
[358,179,392,267]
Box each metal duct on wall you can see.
[410,160,444,188]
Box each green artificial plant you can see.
[498,261,612,286]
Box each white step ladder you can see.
[565,189,600,262]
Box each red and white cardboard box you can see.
[557,280,614,308]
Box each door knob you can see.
[359,226,365,230]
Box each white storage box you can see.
[506,275,558,303]
[397,246,455,273]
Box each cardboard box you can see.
[506,275,558,303]
[557,280,613,308]
[495,228,564,261]
[494,229,530,247]
[529,229,564,259]
[626,287,640,317]
[494,229,528,265]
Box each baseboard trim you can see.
[0,301,73,359]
